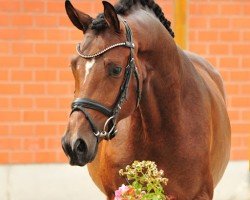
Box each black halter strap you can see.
[71,20,141,140]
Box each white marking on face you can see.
[84,59,95,84]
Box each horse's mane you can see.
[91,0,175,38]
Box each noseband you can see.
[70,20,141,140]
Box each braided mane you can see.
[91,0,174,38]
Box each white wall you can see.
[0,161,249,200]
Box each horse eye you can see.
[109,66,122,77]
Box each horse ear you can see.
[65,0,93,32]
[102,1,120,33]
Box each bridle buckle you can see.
[92,116,117,140]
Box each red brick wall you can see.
[188,0,250,160]
[0,0,248,164]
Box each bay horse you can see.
[61,0,231,199]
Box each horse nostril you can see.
[61,137,71,156]
[75,139,87,154]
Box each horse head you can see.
[61,0,142,166]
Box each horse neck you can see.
[128,11,184,138]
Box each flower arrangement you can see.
[115,161,169,200]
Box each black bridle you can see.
[70,20,141,140]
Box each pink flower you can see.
[114,184,130,200]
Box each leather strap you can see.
[70,106,98,133]
[72,98,113,117]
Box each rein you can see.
[71,20,141,140]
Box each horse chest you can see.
[87,142,135,196]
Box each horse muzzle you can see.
[61,136,96,166]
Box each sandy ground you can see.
[0,161,249,200]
